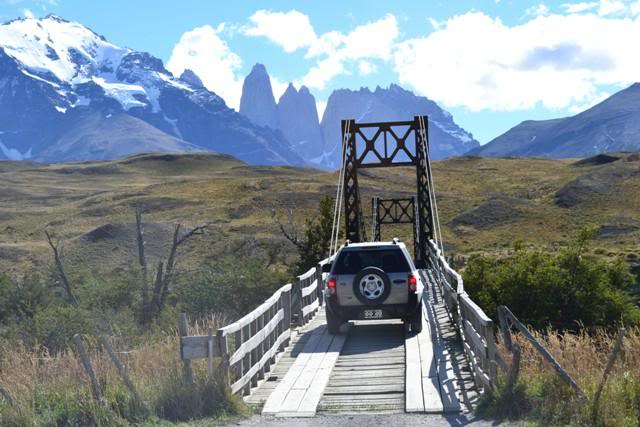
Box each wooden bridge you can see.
[177,117,502,418]
[178,240,496,417]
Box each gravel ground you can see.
[229,413,521,426]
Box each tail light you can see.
[327,277,337,295]
[408,274,417,292]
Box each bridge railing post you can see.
[294,277,303,326]
[315,263,323,307]
[283,283,292,344]
[216,329,230,388]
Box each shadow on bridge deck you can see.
[318,320,405,414]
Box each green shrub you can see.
[0,272,51,325]
[75,270,141,312]
[177,257,290,319]
[464,227,640,329]
[33,387,117,427]
[32,305,93,353]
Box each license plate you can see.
[363,309,383,319]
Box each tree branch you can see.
[272,207,300,246]
[45,230,78,306]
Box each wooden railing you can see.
[178,257,331,395]
[427,240,497,391]
[292,258,329,327]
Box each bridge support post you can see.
[342,119,364,243]
[414,116,434,268]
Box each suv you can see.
[323,239,424,334]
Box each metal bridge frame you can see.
[342,116,434,267]
[371,196,420,259]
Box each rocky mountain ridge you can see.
[0,15,302,165]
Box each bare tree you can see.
[45,230,78,306]
[135,207,210,324]
[272,206,301,246]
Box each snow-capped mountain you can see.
[319,85,480,169]
[0,15,302,165]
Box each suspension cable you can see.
[329,120,350,258]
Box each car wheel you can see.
[410,307,423,333]
[353,267,392,306]
[326,308,342,334]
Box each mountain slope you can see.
[38,112,200,162]
[0,15,302,165]
[472,83,640,158]
[319,85,480,169]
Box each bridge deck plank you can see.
[261,309,347,417]
[318,320,405,414]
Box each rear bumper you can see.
[325,292,420,321]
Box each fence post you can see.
[207,327,214,379]
[497,306,513,351]
[486,321,498,388]
[178,313,194,385]
[73,334,102,402]
[97,335,143,407]
[217,329,230,388]
[283,284,292,346]
[591,328,626,424]
[506,343,521,391]
[316,264,323,307]
[294,277,303,326]
[242,323,251,395]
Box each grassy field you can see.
[1,151,639,425]
[2,151,639,276]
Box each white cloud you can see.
[428,17,443,30]
[598,0,627,15]
[562,1,640,15]
[526,3,551,17]
[568,90,610,113]
[271,76,289,101]
[167,24,244,110]
[301,14,399,89]
[23,8,34,18]
[358,60,377,76]
[242,11,398,90]
[244,10,317,53]
[393,12,640,112]
[562,2,599,13]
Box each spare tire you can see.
[353,267,391,306]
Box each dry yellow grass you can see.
[490,328,640,426]
[0,315,233,425]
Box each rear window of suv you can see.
[333,248,410,274]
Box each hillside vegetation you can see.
[1,151,640,426]
[2,152,640,276]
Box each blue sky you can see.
[1,0,639,143]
